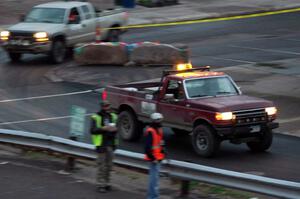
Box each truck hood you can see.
[188,95,274,112]
[8,23,65,35]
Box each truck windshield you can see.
[24,8,66,24]
[185,76,239,98]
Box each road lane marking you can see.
[0,90,94,103]
[0,113,92,125]
[286,38,300,42]
[277,117,300,124]
[203,56,255,64]
[229,45,300,55]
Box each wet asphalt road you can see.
[0,12,300,182]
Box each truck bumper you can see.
[215,122,279,137]
[1,41,52,54]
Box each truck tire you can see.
[247,128,273,152]
[8,52,22,62]
[106,29,120,42]
[50,40,66,64]
[118,110,142,141]
[192,124,220,157]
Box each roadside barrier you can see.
[0,128,299,198]
[74,42,189,66]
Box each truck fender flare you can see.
[111,24,121,29]
[51,33,66,42]
[118,104,136,115]
[193,118,214,129]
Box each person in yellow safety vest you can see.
[90,100,118,193]
[144,112,165,199]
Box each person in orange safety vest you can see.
[144,112,165,199]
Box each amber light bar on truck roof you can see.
[163,64,211,77]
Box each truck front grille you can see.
[234,108,267,125]
[9,31,35,42]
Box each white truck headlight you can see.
[33,32,49,41]
[265,107,277,116]
[215,112,235,120]
[0,31,10,40]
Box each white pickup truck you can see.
[0,1,128,63]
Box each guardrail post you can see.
[180,180,190,197]
[65,136,77,171]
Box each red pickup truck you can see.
[104,65,279,157]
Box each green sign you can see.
[69,105,87,139]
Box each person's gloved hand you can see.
[96,146,105,153]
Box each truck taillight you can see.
[102,89,107,101]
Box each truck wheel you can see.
[8,52,22,62]
[50,40,66,64]
[192,124,220,157]
[118,110,142,141]
[106,29,120,42]
[247,128,273,152]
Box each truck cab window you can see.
[81,5,92,19]
[69,8,80,24]
[165,80,185,100]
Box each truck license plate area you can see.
[9,40,30,46]
[250,125,261,133]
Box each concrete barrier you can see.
[74,42,190,66]
[129,42,189,66]
[74,42,128,65]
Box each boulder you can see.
[74,42,128,65]
[129,42,190,66]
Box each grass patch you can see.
[191,182,264,199]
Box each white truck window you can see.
[25,8,65,24]
[81,5,92,20]
[69,7,81,24]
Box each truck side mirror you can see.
[164,94,181,103]
[20,14,25,22]
[164,94,175,100]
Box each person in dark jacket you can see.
[144,112,165,199]
[90,100,118,193]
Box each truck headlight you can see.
[0,31,10,41]
[33,32,49,42]
[265,107,277,116]
[215,112,235,120]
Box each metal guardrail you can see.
[0,128,299,199]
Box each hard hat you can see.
[150,112,163,122]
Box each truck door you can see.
[79,4,97,42]
[157,80,187,128]
[66,7,86,45]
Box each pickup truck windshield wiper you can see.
[216,91,235,95]
[190,94,210,98]
[25,17,37,22]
